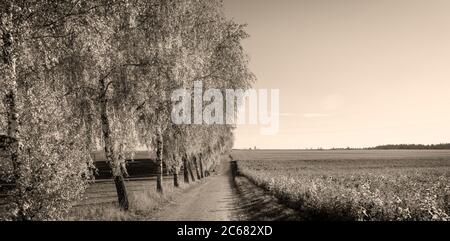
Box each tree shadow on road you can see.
[227,162,302,221]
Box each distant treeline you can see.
[368,144,450,150]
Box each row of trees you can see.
[0,0,254,220]
[370,143,450,150]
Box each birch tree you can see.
[0,0,106,220]
[60,0,146,211]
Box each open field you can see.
[78,177,175,206]
[67,180,185,221]
[232,149,450,221]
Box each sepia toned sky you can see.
[224,0,450,149]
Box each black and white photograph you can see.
[0,0,449,234]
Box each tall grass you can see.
[237,159,450,221]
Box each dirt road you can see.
[149,160,241,221]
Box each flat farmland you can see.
[232,149,450,221]
[77,177,174,206]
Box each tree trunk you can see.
[183,155,189,183]
[172,154,180,187]
[188,159,196,182]
[99,79,129,211]
[2,6,26,220]
[194,156,201,180]
[199,155,204,179]
[4,91,24,217]
[3,6,17,140]
[114,175,129,209]
[173,170,180,187]
[156,126,163,193]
